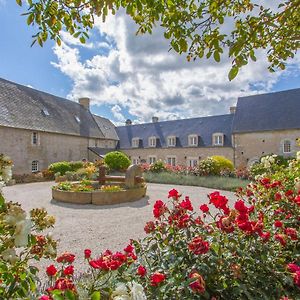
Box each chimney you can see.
[230,106,236,114]
[79,97,90,110]
[152,116,159,123]
[125,119,132,126]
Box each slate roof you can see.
[0,78,117,139]
[116,114,234,149]
[232,88,300,133]
[92,115,119,140]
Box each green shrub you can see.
[104,151,131,171]
[211,155,234,173]
[197,158,219,176]
[69,161,84,172]
[48,161,71,175]
[149,160,166,173]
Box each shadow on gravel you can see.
[50,196,150,210]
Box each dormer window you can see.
[42,108,50,116]
[188,134,198,146]
[167,136,176,147]
[213,133,224,146]
[148,136,157,147]
[132,138,140,148]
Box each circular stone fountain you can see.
[52,165,147,205]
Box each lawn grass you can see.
[143,172,250,191]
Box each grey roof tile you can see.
[0,78,104,138]
[116,114,234,149]
[92,115,119,140]
[233,88,300,133]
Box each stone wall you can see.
[233,129,300,167]
[0,126,91,174]
[121,147,234,166]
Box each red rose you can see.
[188,236,210,255]
[63,265,74,276]
[137,265,147,277]
[84,249,91,259]
[189,271,205,294]
[274,220,283,228]
[287,263,300,273]
[39,296,51,300]
[54,278,76,292]
[274,192,282,201]
[46,264,57,277]
[285,228,298,240]
[150,272,166,286]
[293,271,300,287]
[259,231,271,242]
[124,244,134,253]
[275,233,286,246]
[179,197,193,211]
[199,204,209,213]
[208,192,229,214]
[144,221,155,234]
[168,189,180,200]
[57,252,75,264]
[153,200,167,218]
[234,200,248,213]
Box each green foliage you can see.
[104,151,130,171]
[149,160,166,173]
[69,161,84,172]
[16,0,300,77]
[49,161,71,176]
[144,172,249,191]
[100,185,125,192]
[54,180,94,192]
[211,155,234,173]
[197,157,219,176]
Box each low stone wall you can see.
[52,186,147,205]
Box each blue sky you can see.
[0,1,299,124]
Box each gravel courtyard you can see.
[3,182,235,275]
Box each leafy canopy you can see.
[16,0,300,80]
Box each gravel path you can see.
[3,182,236,277]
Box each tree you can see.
[16,0,300,80]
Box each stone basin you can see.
[52,185,147,205]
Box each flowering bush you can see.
[0,195,57,298]
[104,151,131,171]
[100,185,125,192]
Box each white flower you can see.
[4,205,26,226]
[112,283,131,300]
[1,248,19,264]
[129,281,147,300]
[14,219,31,247]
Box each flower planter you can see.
[52,186,147,205]
[52,189,92,204]
[92,186,147,205]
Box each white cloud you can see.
[51,8,299,124]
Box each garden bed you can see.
[144,172,250,191]
[52,183,147,205]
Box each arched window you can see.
[283,140,291,153]
[31,160,39,173]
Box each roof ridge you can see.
[116,113,233,128]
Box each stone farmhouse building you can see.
[0,77,299,174]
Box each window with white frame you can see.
[166,156,176,166]
[167,136,176,147]
[31,160,39,173]
[188,134,198,146]
[132,138,140,148]
[187,157,198,167]
[148,136,157,147]
[132,157,140,164]
[283,140,291,153]
[32,132,39,145]
[213,133,224,146]
[148,156,157,164]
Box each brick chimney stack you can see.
[79,97,90,110]
[230,106,236,114]
[152,116,159,123]
[125,119,132,126]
